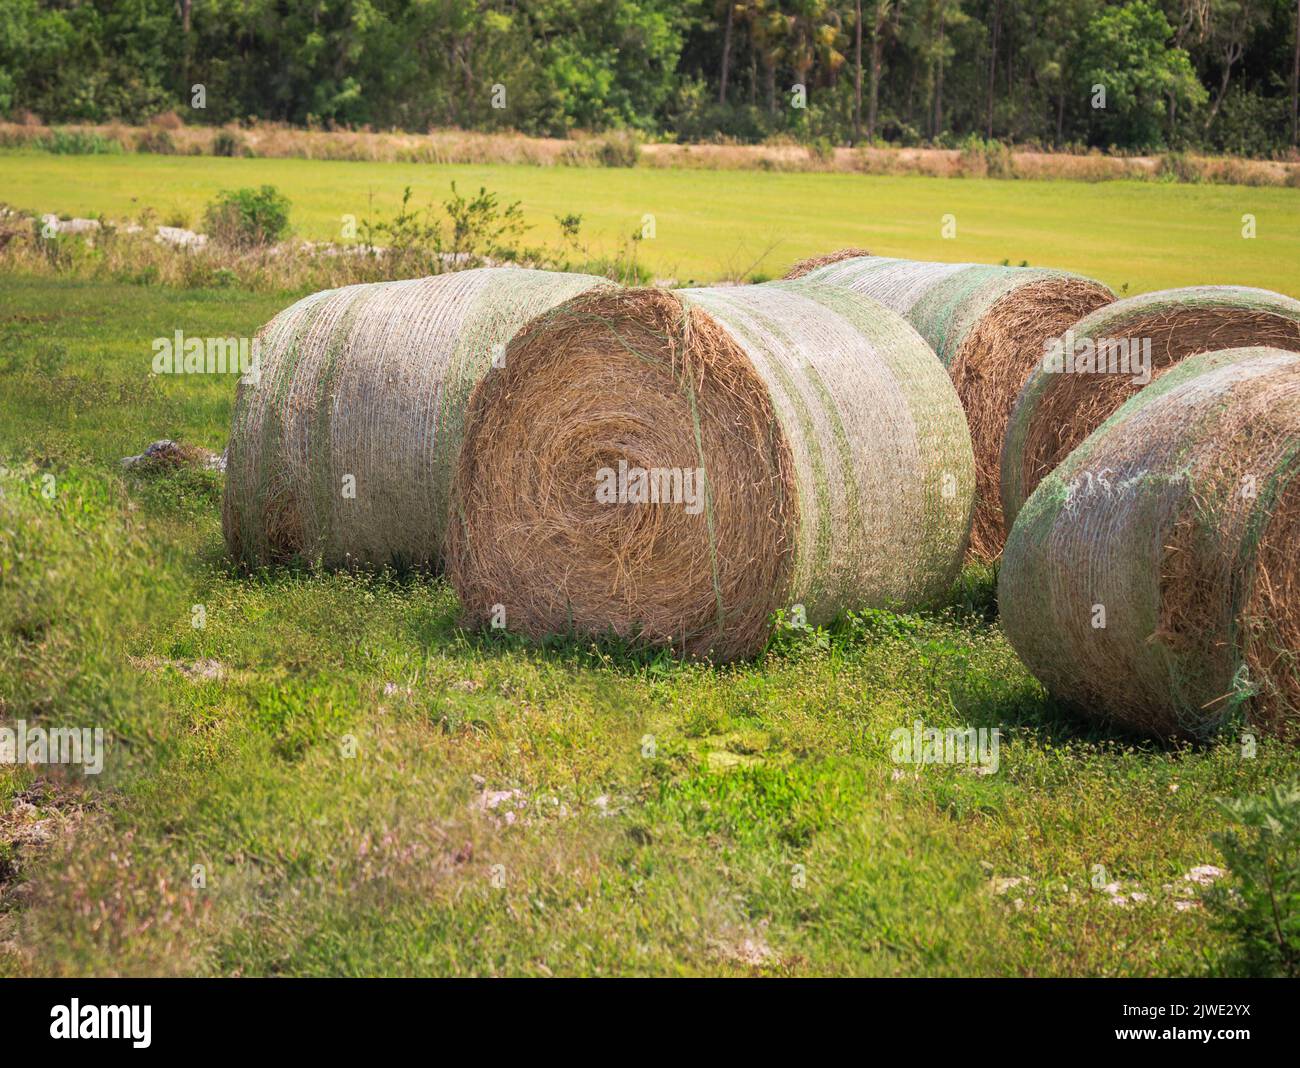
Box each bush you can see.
[41,129,123,155]
[360,182,527,273]
[203,186,292,247]
[596,130,640,167]
[958,136,1017,179]
[1205,783,1300,977]
[1209,89,1289,159]
[1156,151,1202,183]
[135,128,176,154]
[148,110,184,131]
[806,137,835,164]
[212,129,245,157]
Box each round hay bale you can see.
[222,267,609,568]
[1001,285,1300,529]
[999,346,1300,741]
[784,252,1114,560]
[446,282,975,662]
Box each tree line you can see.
[1,0,1298,155]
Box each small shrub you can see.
[1205,783,1300,978]
[596,130,640,168]
[1156,151,1202,183]
[804,137,836,165]
[148,111,184,130]
[958,136,1016,179]
[986,143,1016,179]
[362,183,526,272]
[135,128,176,154]
[212,129,244,157]
[41,129,122,155]
[203,185,292,247]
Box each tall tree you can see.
[1201,0,1270,130]
[854,0,864,140]
[986,0,1003,138]
[719,1,735,104]
[866,0,898,138]
[1292,0,1299,144]
[1077,0,1206,147]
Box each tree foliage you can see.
[0,0,1297,152]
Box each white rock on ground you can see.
[154,225,208,250]
[40,214,101,235]
[121,440,225,471]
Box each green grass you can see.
[2,150,1299,293]
[3,274,1298,976]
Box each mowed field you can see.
[2,153,1300,976]
[3,150,1300,292]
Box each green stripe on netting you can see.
[305,289,365,565]
[702,298,835,612]
[252,290,337,561]
[674,302,728,640]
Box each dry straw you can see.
[1001,285,1300,528]
[446,282,975,661]
[1000,346,1300,741]
[784,252,1114,559]
[223,267,609,568]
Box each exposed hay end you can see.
[448,281,974,661]
[1001,286,1300,530]
[447,286,798,662]
[783,247,873,280]
[956,275,1114,560]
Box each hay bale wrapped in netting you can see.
[784,247,872,279]
[783,252,1114,560]
[1001,285,1300,529]
[222,267,609,568]
[445,283,976,662]
[1000,346,1300,741]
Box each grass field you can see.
[3,274,1298,976]
[3,150,1300,293]
[1,153,1298,976]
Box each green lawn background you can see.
[2,151,1297,293]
